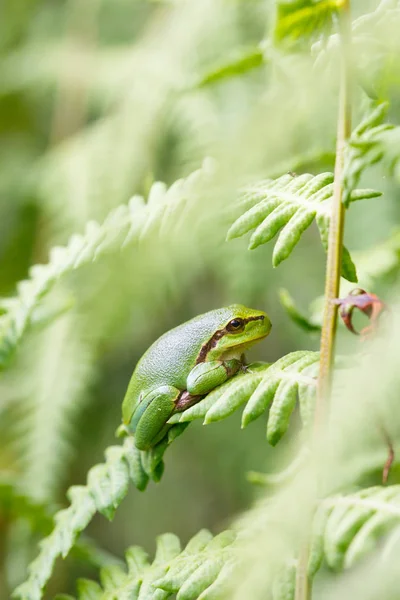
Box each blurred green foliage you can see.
[1,0,400,599]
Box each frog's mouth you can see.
[221,334,269,361]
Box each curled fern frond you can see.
[308,485,400,578]
[227,172,380,281]
[169,351,319,446]
[0,160,214,370]
[274,0,341,51]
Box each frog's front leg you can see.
[186,359,242,396]
[130,385,180,450]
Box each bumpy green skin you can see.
[122,305,271,450]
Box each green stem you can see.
[316,0,352,418]
[295,543,311,600]
[295,2,352,599]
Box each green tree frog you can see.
[122,304,271,450]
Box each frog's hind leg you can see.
[132,385,179,451]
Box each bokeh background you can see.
[1,0,400,597]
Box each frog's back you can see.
[122,308,233,422]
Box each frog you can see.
[122,304,271,450]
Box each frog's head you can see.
[206,304,271,361]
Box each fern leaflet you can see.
[226,172,381,282]
[343,101,394,205]
[11,433,185,600]
[313,485,400,572]
[41,530,236,600]
[0,160,213,369]
[266,485,400,600]
[274,0,341,50]
[169,351,319,446]
[279,288,322,333]
[194,46,265,88]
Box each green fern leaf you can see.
[12,422,191,600]
[12,314,96,503]
[343,101,394,205]
[313,0,400,92]
[274,0,342,50]
[272,561,296,600]
[67,530,235,600]
[75,579,103,600]
[0,161,214,370]
[12,438,151,600]
[279,288,321,333]
[0,476,53,531]
[154,531,236,600]
[194,46,265,88]
[315,485,400,572]
[0,477,124,572]
[172,351,319,447]
[227,172,381,282]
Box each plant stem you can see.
[316,0,352,419]
[295,2,352,599]
[295,543,311,600]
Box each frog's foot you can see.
[131,385,178,450]
[240,353,249,373]
[175,390,204,412]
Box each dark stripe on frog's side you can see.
[195,315,266,364]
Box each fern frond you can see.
[274,0,341,50]
[313,0,400,94]
[272,561,296,600]
[0,160,213,370]
[154,530,236,600]
[11,434,184,600]
[316,485,400,572]
[194,46,265,88]
[0,476,53,533]
[343,101,394,204]
[226,172,380,282]
[12,348,318,598]
[0,477,124,570]
[169,351,319,446]
[64,529,236,600]
[17,314,95,502]
[270,486,400,598]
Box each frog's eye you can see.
[226,318,245,333]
